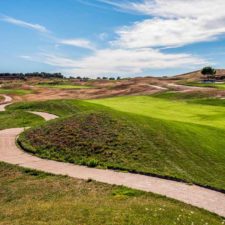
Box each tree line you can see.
[0,72,64,79]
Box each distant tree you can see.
[117,76,121,80]
[201,67,216,79]
[109,77,115,80]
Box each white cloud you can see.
[0,15,48,33]
[98,32,108,41]
[20,55,33,60]
[19,1,223,76]
[105,0,225,48]
[113,17,225,49]
[23,48,206,77]
[117,0,225,18]
[59,38,95,50]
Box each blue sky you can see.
[0,0,225,77]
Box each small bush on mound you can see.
[81,158,99,167]
[19,111,148,168]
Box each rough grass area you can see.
[0,95,4,103]
[152,91,213,100]
[0,162,223,225]
[185,82,225,90]
[0,88,33,95]
[0,111,44,130]
[17,97,225,191]
[37,84,92,89]
[7,99,103,117]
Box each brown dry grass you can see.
[13,78,163,102]
[3,72,225,102]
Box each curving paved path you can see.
[0,95,225,217]
[27,111,58,121]
[0,95,12,111]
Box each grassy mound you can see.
[19,111,148,167]
[1,162,223,225]
[18,99,225,191]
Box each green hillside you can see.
[11,93,225,191]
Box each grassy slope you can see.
[11,97,225,191]
[7,99,102,117]
[0,111,44,130]
[0,162,223,225]
[37,84,92,89]
[0,88,33,95]
[185,82,225,90]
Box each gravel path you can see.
[0,95,225,217]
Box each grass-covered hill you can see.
[174,69,225,81]
[10,93,225,191]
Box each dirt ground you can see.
[12,77,165,101]
[1,75,225,102]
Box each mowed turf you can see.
[0,162,224,225]
[89,95,225,129]
[11,94,225,191]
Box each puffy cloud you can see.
[107,0,225,48]
[20,0,222,76]
[24,48,206,77]
[120,0,225,19]
[113,17,225,48]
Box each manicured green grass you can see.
[0,88,33,95]
[89,95,225,129]
[0,111,44,130]
[13,96,225,191]
[37,84,92,89]
[185,82,225,90]
[0,162,223,225]
[152,91,213,100]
